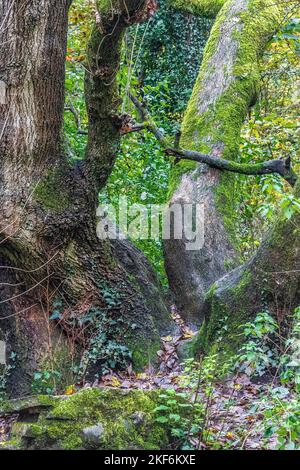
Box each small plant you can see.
[235,311,279,377]
[279,306,300,390]
[49,287,133,385]
[262,390,300,450]
[154,355,228,449]
[76,305,132,379]
[32,369,62,395]
[154,388,201,449]
[233,307,300,449]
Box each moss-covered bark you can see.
[85,0,159,191]
[195,180,300,356]
[164,0,297,325]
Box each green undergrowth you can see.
[0,389,170,450]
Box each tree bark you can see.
[197,179,300,357]
[164,0,297,327]
[0,0,171,397]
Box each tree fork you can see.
[0,0,171,397]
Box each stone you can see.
[82,423,104,446]
[130,411,146,427]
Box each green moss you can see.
[180,0,282,157]
[129,338,161,371]
[214,173,239,249]
[96,0,110,9]
[168,160,198,198]
[194,269,252,357]
[34,167,71,212]
[5,388,170,450]
[169,0,284,238]
[170,0,225,18]
[0,439,20,449]
[0,394,58,415]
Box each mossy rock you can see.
[0,388,171,450]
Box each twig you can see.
[128,92,170,147]
[65,93,88,135]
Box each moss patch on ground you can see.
[0,388,171,450]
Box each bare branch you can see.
[128,93,298,186]
[165,148,297,187]
[128,92,170,147]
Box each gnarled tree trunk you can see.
[0,0,171,397]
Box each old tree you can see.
[0,0,299,399]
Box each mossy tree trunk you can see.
[0,0,171,397]
[164,0,297,326]
[197,179,300,356]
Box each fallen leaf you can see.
[65,384,76,395]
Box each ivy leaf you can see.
[50,310,62,320]
[155,416,168,424]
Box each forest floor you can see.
[0,310,292,450]
[95,310,284,450]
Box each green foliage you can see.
[64,1,211,283]
[154,355,228,449]
[181,307,300,450]
[64,2,299,281]
[75,306,132,377]
[64,0,91,160]
[99,131,171,285]
[124,2,212,120]
[97,2,212,282]
[49,289,133,385]
[262,392,300,450]
[154,388,202,449]
[279,306,300,391]
[234,306,300,386]
[32,370,63,396]
[234,311,279,377]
